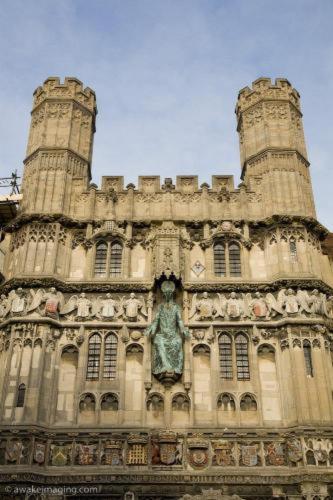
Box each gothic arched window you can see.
[214,241,241,277]
[109,242,123,276]
[229,243,241,277]
[103,333,118,379]
[16,383,26,407]
[235,334,250,380]
[218,333,233,379]
[303,340,313,377]
[94,242,107,277]
[86,333,101,380]
[94,241,123,278]
[214,243,226,276]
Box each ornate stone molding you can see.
[0,277,153,294]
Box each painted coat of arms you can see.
[51,445,70,466]
[77,444,96,465]
[212,440,235,466]
[187,434,209,469]
[5,440,22,463]
[265,442,285,466]
[33,442,46,464]
[126,434,148,465]
[102,440,123,466]
[240,444,259,467]
[159,431,178,465]
[286,438,303,463]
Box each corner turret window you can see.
[303,340,313,377]
[289,237,297,262]
[94,241,123,278]
[214,241,241,277]
[16,383,26,407]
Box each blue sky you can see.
[0,0,332,227]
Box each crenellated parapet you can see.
[32,76,97,113]
[236,77,301,115]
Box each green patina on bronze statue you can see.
[145,281,190,385]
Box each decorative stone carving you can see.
[212,440,236,466]
[126,434,148,465]
[239,443,260,467]
[151,430,181,466]
[118,293,148,322]
[92,293,118,320]
[187,434,209,469]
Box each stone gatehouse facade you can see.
[0,76,333,499]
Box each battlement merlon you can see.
[235,77,301,118]
[100,175,236,193]
[32,76,97,115]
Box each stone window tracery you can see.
[94,240,123,278]
[240,393,257,411]
[101,393,118,411]
[217,393,236,411]
[172,393,190,412]
[214,241,241,277]
[86,332,118,381]
[146,393,164,412]
[79,393,96,412]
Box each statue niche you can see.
[145,281,190,386]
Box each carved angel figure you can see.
[189,292,217,320]
[308,289,327,316]
[226,292,244,319]
[249,292,270,320]
[9,288,26,315]
[265,290,284,317]
[60,293,92,320]
[92,293,118,320]
[118,293,147,322]
[27,287,64,319]
[77,293,92,319]
[282,289,300,315]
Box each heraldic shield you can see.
[34,443,46,464]
[265,442,285,466]
[241,444,258,467]
[51,445,69,466]
[212,441,235,467]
